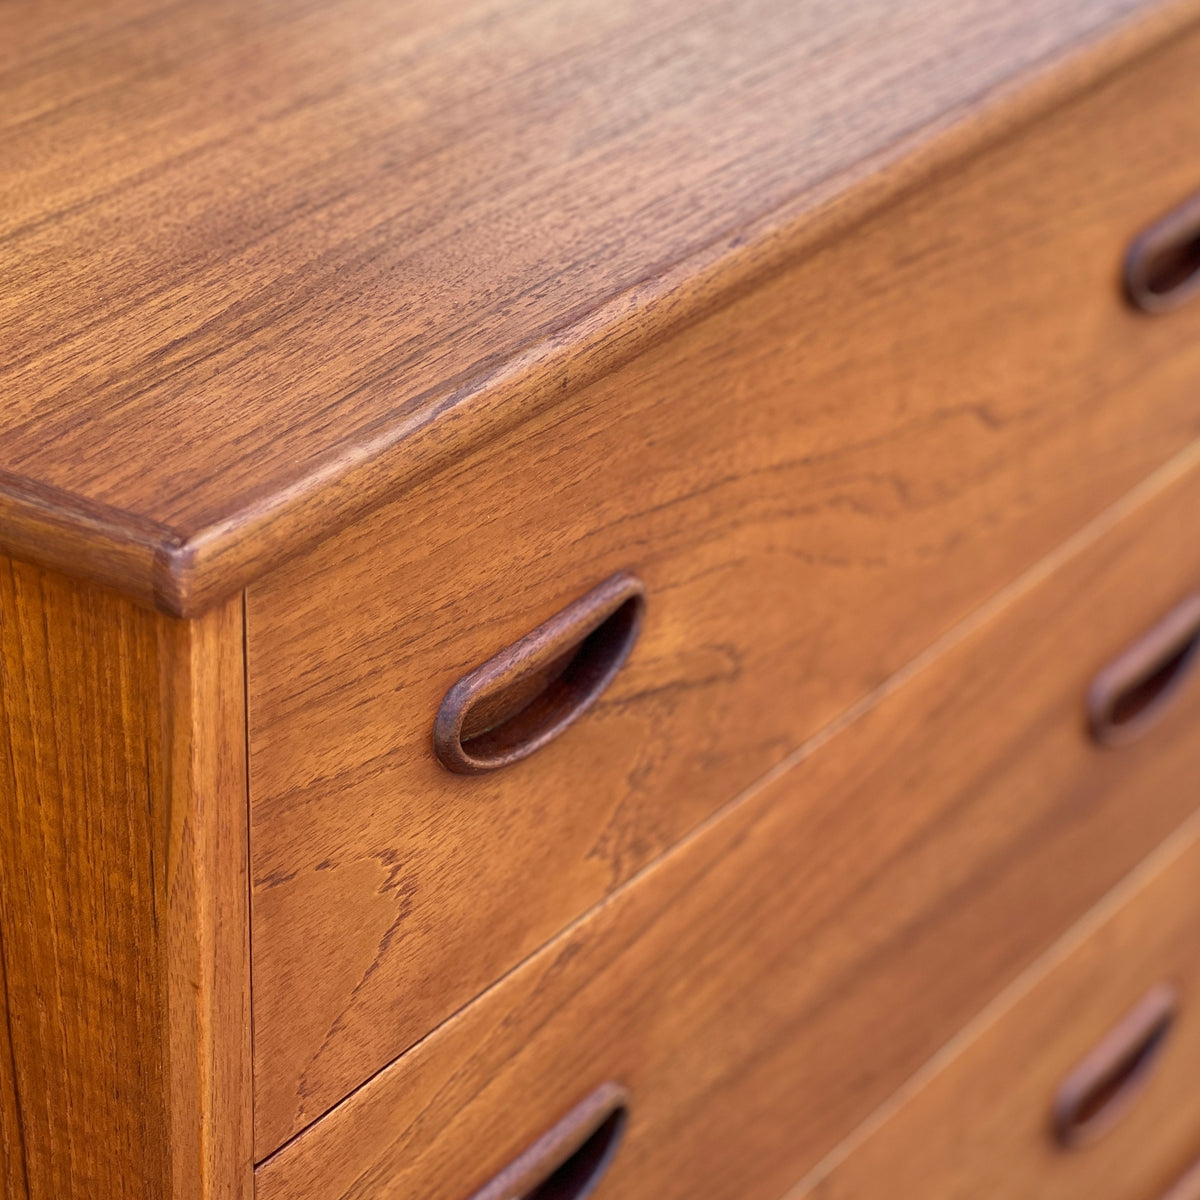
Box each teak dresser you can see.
[5,1,1200,1197]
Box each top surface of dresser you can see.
[2,0,1192,613]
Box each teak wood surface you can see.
[794,812,1200,1200]
[2,0,1199,614]
[253,434,1200,1200]
[7,2,1200,1197]
[248,24,1200,1153]
[0,559,251,1200]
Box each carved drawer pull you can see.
[470,1083,629,1200]
[434,572,645,774]
[1087,594,1200,746]
[1052,983,1178,1148]
[1125,189,1200,312]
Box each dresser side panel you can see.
[0,558,251,1199]
[0,930,27,1200]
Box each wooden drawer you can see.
[248,29,1200,1153]
[254,429,1200,1197]
[793,814,1200,1200]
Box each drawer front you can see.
[255,434,1200,1198]
[794,815,1200,1200]
[249,29,1200,1152]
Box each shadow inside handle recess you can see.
[459,596,642,761]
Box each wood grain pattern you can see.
[3,0,1200,613]
[247,26,1200,1153]
[792,811,1200,1200]
[163,595,254,1200]
[0,559,251,1199]
[0,942,27,1200]
[253,435,1200,1199]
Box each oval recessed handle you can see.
[470,1083,629,1200]
[1124,189,1200,313]
[1087,593,1200,747]
[434,572,646,774]
[1052,983,1178,1149]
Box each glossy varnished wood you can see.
[253,440,1200,1199]
[0,559,251,1199]
[793,813,1200,1200]
[2,0,1199,613]
[247,27,1200,1153]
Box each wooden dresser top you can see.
[3,0,1195,614]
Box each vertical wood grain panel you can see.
[164,595,254,1200]
[0,558,250,1199]
[0,935,28,1200]
[0,558,170,1197]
